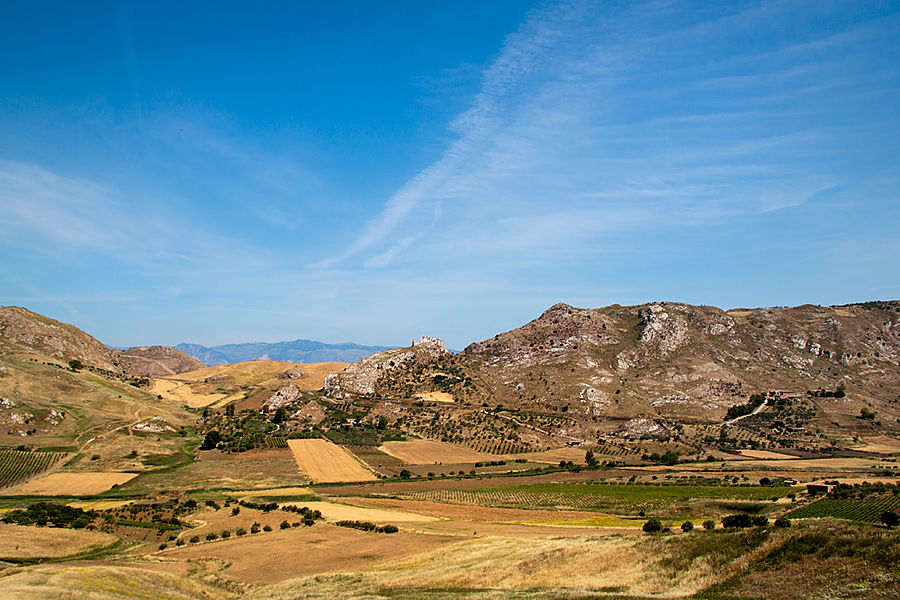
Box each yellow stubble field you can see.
[287,439,377,483]
[378,439,498,465]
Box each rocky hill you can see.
[117,346,206,377]
[324,302,900,441]
[0,307,195,450]
[460,301,900,422]
[325,336,449,398]
[0,306,125,372]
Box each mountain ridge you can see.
[326,300,900,447]
[174,339,392,366]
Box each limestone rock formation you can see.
[264,384,302,411]
[325,336,449,398]
[279,366,305,380]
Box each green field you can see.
[785,495,900,523]
[403,482,792,512]
[0,449,68,488]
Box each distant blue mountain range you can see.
[174,339,392,366]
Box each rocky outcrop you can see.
[615,418,672,440]
[279,366,305,380]
[325,337,449,398]
[264,384,302,411]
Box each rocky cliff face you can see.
[117,345,206,377]
[325,336,449,398]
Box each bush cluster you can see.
[335,520,399,533]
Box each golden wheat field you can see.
[162,524,457,584]
[287,438,377,482]
[0,524,118,560]
[378,439,498,465]
[3,472,137,495]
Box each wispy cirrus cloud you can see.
[318,0,899,271]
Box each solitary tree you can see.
[880,511,899,528]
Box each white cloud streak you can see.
[317,0,877,271]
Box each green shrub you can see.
[681,521,694,532]
[703,520,716,530]
[722,514,752,528]
[643,518,662,533]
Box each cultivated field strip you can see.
[786,495,900,523]
[0,449,69,489]
[378,440,498,465]
[287,438,377,483]
[401,483,793,510]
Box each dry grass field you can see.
[343,496,633,526]
[3,472,137,495]
[249,530,763,599]
[737,449,800,460]
[506,446,589,464]
[378,439,498,465]
[0,524,118,560]
[235,486,314,498]
[281,500,438,523]
[414,391,454,403]
[67,500,135,510]
[151,361,346,409]
[850,435,900,454]
[122,448,306,493]
[163,524,457,584]
[0,563,233,600]
[149,378,227,408]
[287,439,377,483]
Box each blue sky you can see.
[1,1,899,350]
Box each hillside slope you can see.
[460,301,900,422]
[323,301,900,446]
[118,346,206,377]
[0,307,194,460]
[0,306,125,372]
